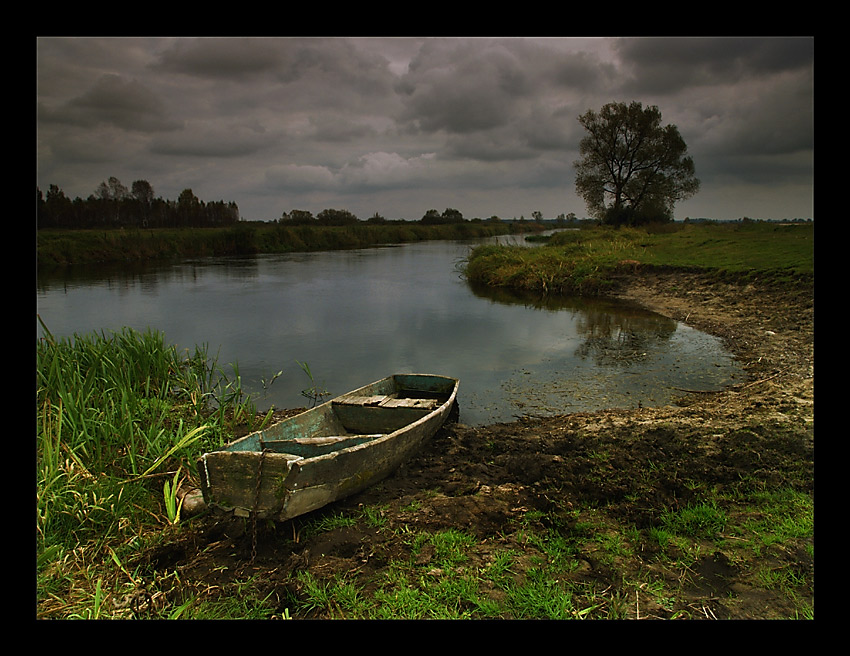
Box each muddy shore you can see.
[156,269,814,619]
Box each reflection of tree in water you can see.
[573,307,677,367]
[466,281,677,367]
[37,255,262,294]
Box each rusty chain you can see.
[251,445,269,563]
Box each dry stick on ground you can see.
[673,368,790,396]
[737,369,787,390]
[671,387,724,394]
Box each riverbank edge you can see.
[36,221,538,268]
[614,268,813,386]
[36,246,814,618]
[233,268,814,619]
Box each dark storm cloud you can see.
[605,36,813,208]
[395,38,601,137]
[148,121,273,158]
[153,37,282,79]
[397,40,525,134]
[394,38,589,166]
[550,50,618,91]
[310,117,381,143]
[36,37,814,222]
[613,36,813,93]
[39,74,181,133]
[153,37,397,110]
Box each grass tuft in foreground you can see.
[36,318,272,619]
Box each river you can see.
[36,236,743,425]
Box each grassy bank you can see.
[36,320,276,618]
[36,315,812,619]
[36,221,813,619]
[36,221,523,268]
[464,221,813,295]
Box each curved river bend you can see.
[36,237,743,426]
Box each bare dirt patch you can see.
[144,270,814,619]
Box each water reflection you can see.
[37,240,742,425]
[36,256,266,294]
[468,281,678,368]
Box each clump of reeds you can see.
[36,317,268,617]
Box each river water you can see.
[36,236,743,425]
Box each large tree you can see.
[131,180,155,227]
[95,176,130,224]
[574,102,699,226]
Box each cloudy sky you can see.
[36,36,814,222]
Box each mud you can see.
[145,270,814,620]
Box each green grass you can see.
[278,475,812,620]
[465,221,813,295]
[287,513,616,619]
[739,488,814,554]
[660,501,728,539]
[626,221,812,274]
[181,576,279,620]
[285,520,623,619]
[35,218,814,619]
[36,319,274,619]
[37,221,522,267]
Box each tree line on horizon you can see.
[38,102,810,231]
[276,207,507,226]
[37,178,529,230]
[34,101,706,232]
[37,178,577,230]
[37,178,240,229]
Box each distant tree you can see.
[177,188,199,207]
[131,180,155,227]
[37,179,240,229]
[95,177,131,224]
[420,209,441,224]
[177,188,201,225]
[574,101,699,226]
[131,179,154,205]
[317,208,359,225]
[280,209,315,225]
[227,201,240,224]
[421,208,463,224]
[96,176,129,202]
[38,184,73,227]
[441,208,463,223]
[204,200,240,225]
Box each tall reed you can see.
[36,318,259,576]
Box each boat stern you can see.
[197,449,301,518]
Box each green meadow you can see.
[464,221,813,295]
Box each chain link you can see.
[251,446,269,563]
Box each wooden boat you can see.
[197,374,459,521]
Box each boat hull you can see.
[197,374,458,521]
